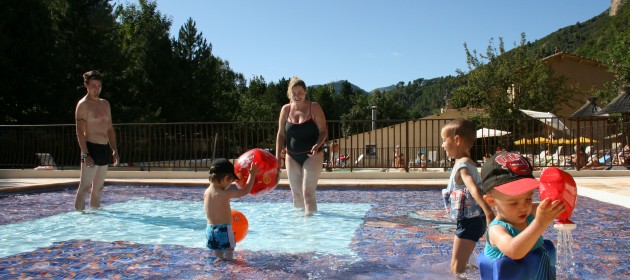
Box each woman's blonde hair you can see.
[287,76,307,100]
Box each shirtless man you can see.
[74,70,119,210]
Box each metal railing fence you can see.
[1,117,627,171]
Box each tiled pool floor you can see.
[1,186,628,279]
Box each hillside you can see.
[575,1,630,63]
[526,10,610,58]
[371,84,397,93]
[527,1,629,63]
[385,76,460,118]
[391,2,627,117]
[314,3,627,119]
[311,80,367,95]
[313,81,397,95]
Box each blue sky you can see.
[124,0,609,91]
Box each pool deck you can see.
[1,168,628,208]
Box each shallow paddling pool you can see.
[0,185,627,279]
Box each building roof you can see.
[542,51,608,69]
[569,96,607,119]
[598,87,630,114]
[424,108,484,120]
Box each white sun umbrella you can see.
[477,128,511,158]
[519,109,571,136]
[476,128,511,139]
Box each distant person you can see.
[413,151,422,170]
[440,118,495,274]
[618,144,630,166]
[331,140,340,167]
[399,153,406,169]
[280,147,287,169]
[275,76,328,213]
[420,154,428,171]
[480,151,565,279]
[571,145,586,170]
[394,145,402,168]
[612,153,621,165]
[204,158,258,261]
[74,70,119,210]
[584,153,609,170]
[414,151,422,165]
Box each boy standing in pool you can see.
[440,119,495,274]
[204,158,258,261]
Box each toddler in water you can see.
[440,119,495,274]
[480,151,565,279]
[204,158,258,261]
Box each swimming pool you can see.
[0,185,628,279]
[0,200,370,257]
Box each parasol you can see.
[520,109,571,155]
[514,137,552,145]
[569,96,607,151]
[571,136,599,144]
[520,109,571,134]
[476,128,511,138]
[477,128,511,157]
[597,86,630,145]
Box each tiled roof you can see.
[598,87,630,114]
[569,96,607,119]
[542,51,608,68]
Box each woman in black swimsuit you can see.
[275,77,328,213]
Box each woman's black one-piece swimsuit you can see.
[285,102,320,166]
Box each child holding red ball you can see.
[204,158,258,261]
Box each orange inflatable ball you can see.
[234,148,279,195]
[231,209,248,243]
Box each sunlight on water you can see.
[556,228,576,279]
[234,202,370,255]
[0,199,370,257]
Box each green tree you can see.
[170,18,216,121]
[48,0,122,123]
[269,78,290,108]
[308,84,338,120]
[339,80,358,106]
[339,93,370,137]
[450,34,568,119]
[0,0,56,123]
[368,90,409,121]
[115,0,177,122]
[591,26,630,106]
[235,76,277,121]
[600,23,630,102]
[0,0,121,124]
[207,57,245,121]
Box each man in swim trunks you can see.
[74,70,120,210]
[275,76,328,213]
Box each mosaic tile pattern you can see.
[0,186,628,279]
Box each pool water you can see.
[0,200,369,257]
[235,202,370,255]
[0,186,628,279]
